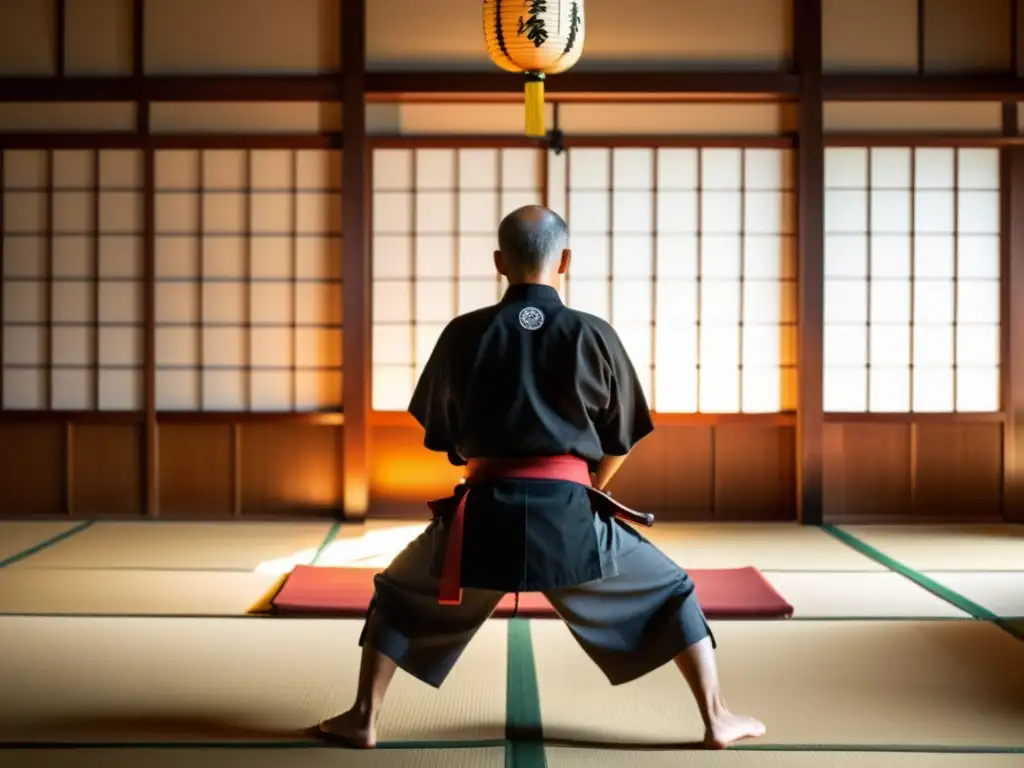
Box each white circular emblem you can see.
[518,306,545,331]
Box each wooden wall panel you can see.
[822,0,917,74]
[823,102,1003,133]
[366,423,797,521]
[823,423,913,520]
[72,424,140,517]
[823,421,1005,521]
[714,426,796,520]
[240,423,342,516]
[367,103,799,137]
[158,424,232,518]
[557,104,798,136]
[65,0,134,76]
[0,103,137,132]
[609,426,713,517]
[0,424,64,516]
[143,0,341,75]
[0,419,1000,522]
[148,103,343,134]
[823,0,1014,75]
[0,0,55,76]
[369,425,462,517]
[923,0,1011,74]
[914,423,1003,519]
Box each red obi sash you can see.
[437,455,653,606]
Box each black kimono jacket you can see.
[408,282,654,592]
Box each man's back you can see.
[408,281,654,592]
[409,283,652,472]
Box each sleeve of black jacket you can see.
[407,323,466,466]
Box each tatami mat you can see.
[332,520,427,540]
[532,620,1024,747]
[923,572,1024,618]
[303,520,891,572]
[644,524,885,571]
[0,522,80,564]
[0,617,507,743]
[0,569,281,616]
[762,572,969,618]
[840,525,1024,571]
[9,522,334,570]
[0,566,969,620]
[545,750,1024,767]
[3,750,1022,768]
[0,748,505,768]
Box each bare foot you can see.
[704,710,766,749]
[318,709,376,749]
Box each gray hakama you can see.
[360,511,715,689]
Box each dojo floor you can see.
[0,520,1022,767]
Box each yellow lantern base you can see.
[524,72,546,138]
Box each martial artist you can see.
[319,205,766,750]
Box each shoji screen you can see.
[153,149,343,412]
[824,147,1000,412]
[370,147,545,410]
[549,146,797,413]
[369,144,796,413]
[2,149,145,411]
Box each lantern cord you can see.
[545,103,565,155]
[524,71,546,137]
[546,128,565,156]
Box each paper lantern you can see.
[483,0,586,137]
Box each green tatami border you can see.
[822,525,1024,644]
[0,521,95,569]
[310,521,342,565]
[506,618,545,768]
[0,740,1021,754]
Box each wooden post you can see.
[341,0,371,521]
[55,0,66,77]
[795,0,825,525]
[134,0,158,518]
[1002,1,1024,522]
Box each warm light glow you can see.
[317,525,424,568]
[369,425,465,502]
[253,545,320,576]
[253,524,424,575]
[823,147,1001,413]
[369,146,796,415]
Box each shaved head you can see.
[496,205,569,282]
